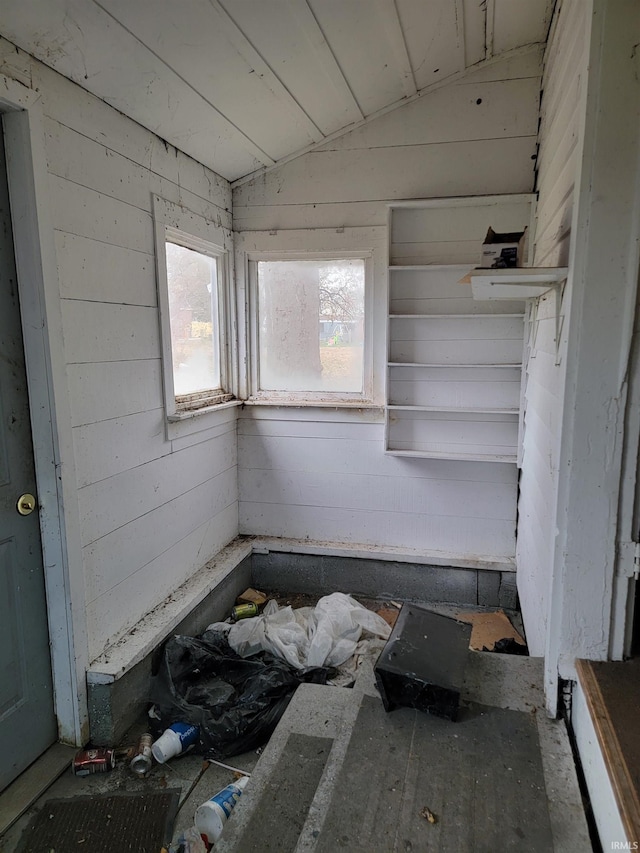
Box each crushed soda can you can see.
[130,733,154,776]
[231,602,259,621]
[72,747,116,776]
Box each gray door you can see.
[0,128,56,791]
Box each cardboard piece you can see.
[456,609,526,652]
[376,607,400,629]
[237,588,268,607]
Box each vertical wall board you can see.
[516,0,590,658]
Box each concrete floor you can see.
[0,604,590,852]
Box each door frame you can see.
[1,75,88,746]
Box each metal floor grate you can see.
[16,789,180,853]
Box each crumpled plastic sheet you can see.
[149,630,330,760]
[223,592,391,670]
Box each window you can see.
[250,255,370,402]
[153,196,234,424]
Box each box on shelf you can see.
[480,226,528,269]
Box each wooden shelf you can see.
[389,313,524,319]
[467,267,569,300]
[385,202,532,462]
[385,448,517,463]
[387,362,522,368]
[389,264,472,272]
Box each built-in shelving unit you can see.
[385,197,535,462]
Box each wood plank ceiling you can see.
[1,0,553,181]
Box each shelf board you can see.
[387,362,522,368]
[389,313,524,319]
[465,267,569,300]
[385,448,517,463]
[389,264,472,272]
[387,405,519,415]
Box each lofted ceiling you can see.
[1,0,553,182]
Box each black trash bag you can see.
[150,629,331,759]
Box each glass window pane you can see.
[166,242,219,396]
[257,259,365,393]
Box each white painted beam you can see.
[208,0,324,144]
[375,0,417,99]
[288,0,364,124]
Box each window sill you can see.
[168,397,239,421]
[244,398,382,410]
[165,398,241,443]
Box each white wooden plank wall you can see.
[233,49,543,231]
[0,38,239,660]
[234,52,542,562]
[516,0,589,655]
[238,410,518,558]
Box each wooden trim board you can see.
[575,658,640,844]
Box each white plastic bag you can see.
[228,602,310,668]
[306,592,390,667]
[227,593,390,670]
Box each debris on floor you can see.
[375,603,471,721]
[376,604,401,629]
[420,805,438,824]
[456,608,527,652]
[149,629,330,760]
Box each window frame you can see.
[153,195,236,429]
[247,249,374,405]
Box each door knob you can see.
[17,493,36,515]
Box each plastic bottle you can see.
[194,775,250,844]
[151,722,200,763]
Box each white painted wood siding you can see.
[233,49,542,230]
[516,0,589,655]
[234,54,542,562]
[0,37,238,661]
[238,409,518,559]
